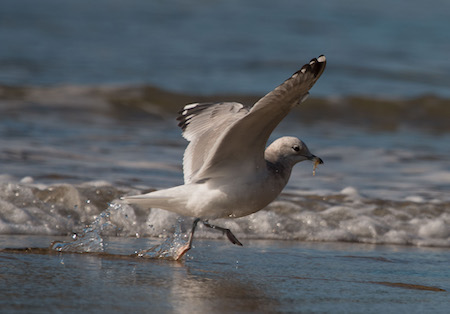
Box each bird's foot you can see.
[173,218,200,261]
[202,221,243,246]
[173,243,191,261]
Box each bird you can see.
[124,55,326,259]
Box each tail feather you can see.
[123,185,188,211]
[123,193,173,209]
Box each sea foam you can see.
[1,176,448,248]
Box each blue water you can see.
[1,236,449,313]
[1,0,449,97]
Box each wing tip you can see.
[308,54,327,76]
[292,54,327,80]
[176,102,246,134]
[317,55,326,63]
[176,102,206,131]
[309,55,327,65]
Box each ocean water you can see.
[1,94,448,247]
[1,236,449,313]
[1,0,449,312]
[1,0,450,97]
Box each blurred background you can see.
[1,0,449,97]
[0,0,449,245]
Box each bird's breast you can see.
[192,172,287,219]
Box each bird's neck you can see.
[266,159,293,187]
[264,146,295,187]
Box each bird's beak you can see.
[308,155,324,164]
[309,155,323,176]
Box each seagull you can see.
[124,55,326,259]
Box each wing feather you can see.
[176,102,248,183]
[194,55,327,179]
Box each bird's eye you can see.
[292,145,300,152]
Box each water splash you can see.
[135,217,191,260]
[50,202,120,253]
[51,205,191,260]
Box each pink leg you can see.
[174,218,200,261]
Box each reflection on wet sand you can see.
[1,246,279,312]
[1,237,448,313]
[168,267,280,313]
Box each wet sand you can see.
[1,236,448,313]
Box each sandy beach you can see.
[1,236,449,313]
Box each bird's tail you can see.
[122,185,187,211]
[124,194,171,209]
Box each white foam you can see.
[405,195,425,203]
[0,178,448,248]
[20,176,34,184]
[418,217,450,238]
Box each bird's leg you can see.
[187,218,201,248]
[174,218,200,261]
[202,220,243,246]
[174,219,242,260]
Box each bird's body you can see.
[124,55,327,258]
[128,152,289,219]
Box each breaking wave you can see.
[1,177,448,248]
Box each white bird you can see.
[124,55,326,259]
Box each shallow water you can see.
[0,236,448,313]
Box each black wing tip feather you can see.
[176,102,247,132]
[176,103,208,118]
[176,103,209,131]
[177,102,227,131]
[297,54,326,78]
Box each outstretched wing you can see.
[192,55,327,180]
[177,102,249,183]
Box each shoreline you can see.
[1,235,448,313]
[1,246,446,293]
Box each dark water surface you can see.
[1,236,449,313]
[1,0,449,97]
